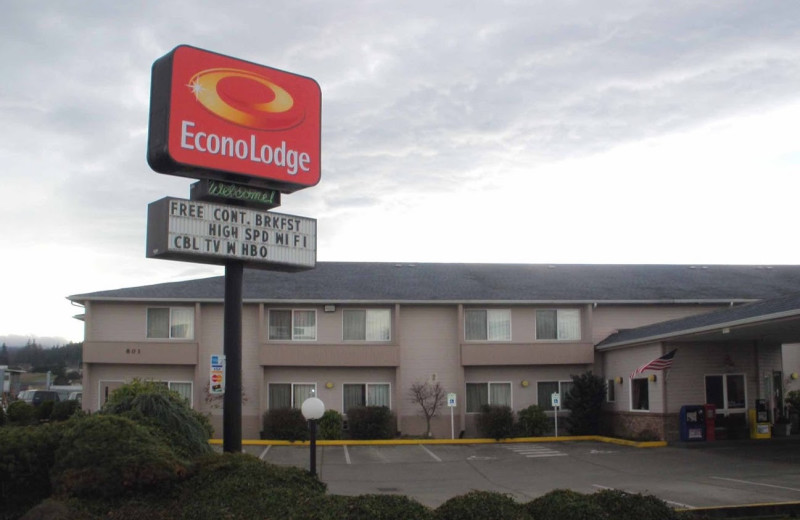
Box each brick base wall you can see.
[601,411,680,442]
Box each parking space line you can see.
[711,476,800,493]
[420,444,442,462]
[259,445,271,460]
[344,445,351,465]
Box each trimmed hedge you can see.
[347,406,395,440]
[476,405,515,440]
[516,405,549,437]
[526,489,604,520]
[318,409,344,440]
[435,490,530,520]
[6,400,35,425]
[262,408,309,441]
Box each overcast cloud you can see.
[2,1,800,345]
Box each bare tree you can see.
[409,380,446,437]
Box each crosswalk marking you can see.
[503,444,567,458]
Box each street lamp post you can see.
[301,397,325,477]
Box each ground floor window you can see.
[153,381,193,406]
[606,379,616,403]
[466,382,512,413]
[631,378,649,411]
[537,381,574,411]
[343,383,390,413]
[705,374,746,412]
[268,383,316,409]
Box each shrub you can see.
[563,372,606,435]
[50,399,81,422]
[591,489,682,520]
[435,490,530,520]
[318,409,344,440]
[7,400,36,425]
[262,408,309,441]
[0,423,63,519]
[299,494,432,520]
[347,406,395,440]
[102,379,213,460]
[516,405,550,437]
[0,405,6,426]
[526,489,604,520]
[36,400,56,422]
[52,414,186,499]
[476,405,515,440]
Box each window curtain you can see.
[343,311,366,340]
[147,308,169,338]
[489,382,511,407]
[465,310,487,340]
[367,384,390,407]
[556,310,580,340]
[487,310,511,340]
[537,381,559,410]
[365,310,391,340]
[170,308,194,339]
[293,311,316,340]
[269,383,292,409]
[343,384,366,413]
[169,382,192,405]
[536,310,557,340]
[269,310,292,340]
[466,383,488,413]
[292,384,316,408]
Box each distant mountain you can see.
[0,335,73,348]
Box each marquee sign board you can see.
[146,197,316,271]
[147,45,321,193]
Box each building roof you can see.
[68,262,800,304]
[596,291,800,350]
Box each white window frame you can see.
[465,381,513,413]
[535,309,581,341]
[268,382,318,410]
[464,309,512,341]
[146,306,195,340]
[630,377,650,412]
[342,309,392,341]
[342,382,392,413]
[704,373,747,415]
[268,309,317,341]
[536,380,574,411]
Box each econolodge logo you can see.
[148,45,321,193]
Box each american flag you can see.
[630,349,677,379]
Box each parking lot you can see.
[223,439,800,509]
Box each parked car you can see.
[18,390,60,406]
[68,391,82,404]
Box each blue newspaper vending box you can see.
[680,405,705,441]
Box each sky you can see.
[2,1,800,346]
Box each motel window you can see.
[631,378,649,411]
[343,383,391,413]
[606,379,616,403]
[151,381,194,407]
[465,309,511,341]
[269,309,317,340]
[268,383,317,410]
[343,309,391,341]
[466,382,512,413]
[537,381,574,411]
[147,307,194,339]
[535,309,580,341]
[705,374,746,411]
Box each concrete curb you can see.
[209,435,667,448]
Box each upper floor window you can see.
[147,307,194,339]
[343,309,391,341]
[465,309,511,341]
[269,309,317,341]
[535,309,580,341]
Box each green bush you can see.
[563,372,606,435]
[52,414,186,499]
[347,406,395,440]
[516,405,549,437]
[303,494,432,520]
[0,405,6,426]
[526,489,604,520]
[6,400,35,425]
[319,409,344,440]
[50,399,81,422]
[476,405,515,440]
[262,407,309,441]
[590,489,682,520]
[102,380,213,460]
[0,423,63,519]
[435,490,530,520]
[36,400,55,422]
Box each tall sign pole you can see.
[147,45,321,452]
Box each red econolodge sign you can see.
[147,45,321,193]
